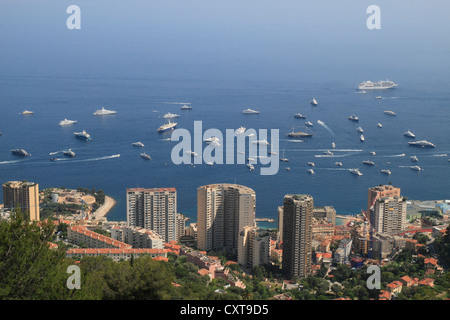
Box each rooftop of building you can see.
[69,225,131,249]
[126,187,176,193]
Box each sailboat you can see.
[280,149,289,162]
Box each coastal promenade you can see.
[92,195,116,220]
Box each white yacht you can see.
[408,140,436,148]
[323,150,333,156]
[358,80,398,90]
[181,104,192,110]
[384,110,396,116]
[307,168,315,174]
[158,120,177,133]
[369,151,376,156]
[311,98,318,106]
[59,119,77,126]
[93,107,117,115]
[308,162,315,167]
[335,162,343,166]
[235,126,246,135]
[375,96,383,99]
[356,127,364,133]
[305,121,313,127]
[404,130,416,138]
[242,108,260,114]
[360,134,365,142]
[411,155,419,162]
[348,114,359,122]
[331,142,336,148]
[294,113,306,119]
[363,160,374,166]
[381,169,391,175]
[247,163,255,171]
[163,112,180,119]
[349,168,363,176]
[132,141,145,147]
[410,166,422,171]
[377,123,383,128]
[21,110,34,115]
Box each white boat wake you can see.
[317,120,335,137]
[430,154,448,157]
[383,153,406,157]
[50,154,121,163]
[0,159,24,165]
[286,149,362,152]
[77,154,121,162]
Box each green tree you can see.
[0,209,66,299]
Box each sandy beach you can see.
[92,195,116,220]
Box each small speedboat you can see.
[63,149,76,157]
[349,168,363,176]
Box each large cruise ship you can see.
[358,80,398,90]
[158,120,177,133]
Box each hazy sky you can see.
[0,0,449,82]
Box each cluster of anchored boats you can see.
[263,80,443,175]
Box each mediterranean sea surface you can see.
[0,1,449,226]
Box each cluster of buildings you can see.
[2,180,449,298]
[379,257,443,300]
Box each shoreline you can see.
[92,195,116,220]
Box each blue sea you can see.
[1,1,449,226]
